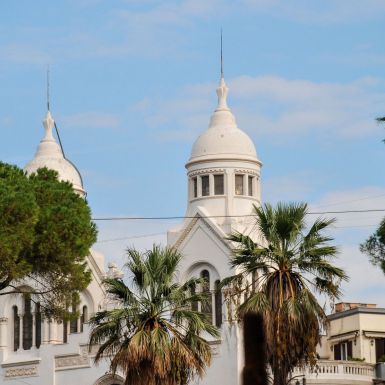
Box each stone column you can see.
[197,176,202,198]
[209,174,215,196]
[0,318,8,349]
[19,312,24,350]
[32,312,36,348]
[42,318,50,344]
[49,321,56,344]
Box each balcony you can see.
[290,360,376,384]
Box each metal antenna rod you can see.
[47,65,50,111]
[220,29,224,78]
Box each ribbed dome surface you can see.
[25,111,85,195]
[188,77,258,165]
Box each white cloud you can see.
[309,186,385,307]
[242,0,385,24]
[135,75,385,142]
[61,112,121,129]
[93,219,174,270]
[0,44,51,65]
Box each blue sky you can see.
[1,0,385,307]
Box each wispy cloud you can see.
[242,0,385,24]
[133,75,385,142]
[309,186,385,307]
[0,44,51,65]
[61,112,121,129]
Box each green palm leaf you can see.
[89,244,219,385]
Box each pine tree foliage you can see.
[0,162,97,316]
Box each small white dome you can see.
[25,111,85,195]
[187,78,259,165]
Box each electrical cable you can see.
[92,208,385,221]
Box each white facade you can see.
[2,74,385,385]
[167,74,262,385]
[0,111,123,385]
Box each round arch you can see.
[185,261,220,290]
[93,373,124,385]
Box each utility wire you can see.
[95,224,379,244]
[96,232,166,243]
[92,208,385,221]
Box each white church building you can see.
[0,70,384,385]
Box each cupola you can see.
[25,110,85,196]
[185,74,262,229]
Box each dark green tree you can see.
[0,162,97,316]
[360,222,385,274]
[360,117,385,274]
[223,202,347,385]
[89,245,219,385]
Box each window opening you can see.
[235,174,244,195]
[70,298,78,334]
[200,270,212,323]
[214,280,222,328]
[214,174,224,195]
[192,177,198,198]
[191,284,198,312]
[201,176,210,196]
[81,305,88,332]
[13,306,19,351]
[35,302,42,348]
[376,338,385,362]
[63,320,68,343]
[248,176,254,196]
[23,295,33,350]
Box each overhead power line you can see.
[92,208,385,221]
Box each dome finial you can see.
[216,29,229,110]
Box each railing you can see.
[291,360,376,383]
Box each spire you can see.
[215,29,229,111]
[47,65,50,112]
[220,28,224,79]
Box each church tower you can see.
[168,69,262,385]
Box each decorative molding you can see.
[4,366,38,378]
[0,317,8,324]
[209,339,222,355]
[173,214,230,251]
[188,168,225,177]
[233,168,260,176]
[2,359,41,368]
[55,347,90,370]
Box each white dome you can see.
[187,78,259,166]
[25,111,85,195]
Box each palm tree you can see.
[89,245,219,385]
[224,202,347,385]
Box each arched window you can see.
[80,305,88,332]
[63,320,68,343]
[214,280,222,328]
[35,302,42,348]
[13,306,19,351]
[70,297,78,334]
[200,270,212,322]
[23,295,33,350]
[191,284,198,312]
